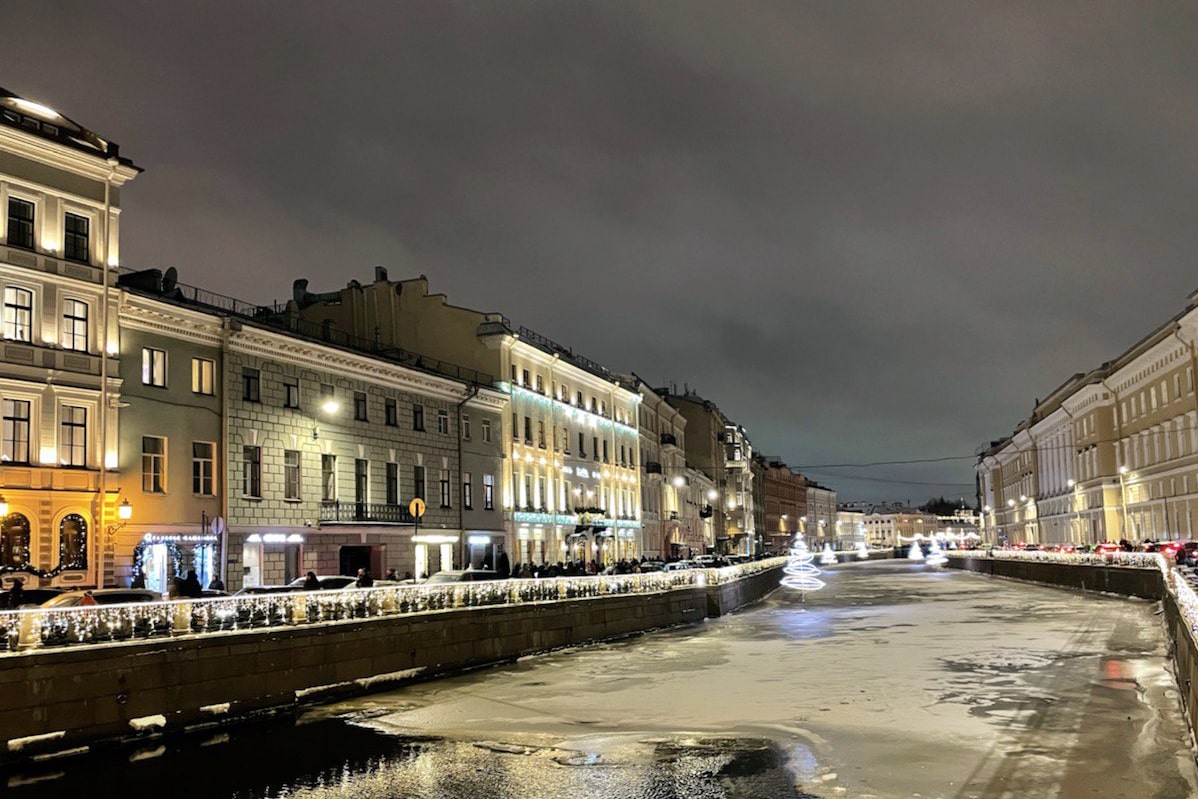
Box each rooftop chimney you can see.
[375,266,388,283]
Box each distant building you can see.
[290,271,642,567]
[756,455,808,554]
[804,482,837,547]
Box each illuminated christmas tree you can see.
[907,538,925,561]
[820,543,837,565]
[781,532,825,592]
[926,537,947,566]
[855,540,869,560]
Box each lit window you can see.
[3,287,33,342]
[59,405,86,466]
[192,358,215,395]
[61,299,88,351]
[142,348,167,387]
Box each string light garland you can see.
[781,533,824,592]
[0,558,786,653]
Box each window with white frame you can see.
[462,414,471,440]
[59,405,86,466]
[437,409,449,434]
[440,469,451,508]
[142,436,166,493]
[142,347,167,387]
[242,445,262,498]
[481,418,492,443]
[61,299,88,351]
[322,454,337,501]
[2,399,31,463]
[284,449,301,500]
[192,358,215,395]
[3,287,32,342]
[192,441,215,495]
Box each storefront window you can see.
[1,513,30,568]
[59,514,87,569]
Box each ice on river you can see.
[327,560,1198,799]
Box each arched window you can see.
[1,513,31,568]
[59,514,87,569]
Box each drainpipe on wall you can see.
[455,383,478,569]
[1101,376,1126,540]
[96,159,117,588]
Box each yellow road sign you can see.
[409,497,427,518]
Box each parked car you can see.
[233,584,295,596]
[42,589,162,607]
[1094,542,1122,555]
[287,575,357,591]
[693,555,717,567]
[0,587,66,608]
[637,561,666,573]
[662,561,695,572]
[424,569,500,584]
[1174,542,1198,566]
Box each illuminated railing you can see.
[1172,571,1198,639]
[0,558,784,654]
[946,548,1166,571]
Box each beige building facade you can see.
[0,87,139,590]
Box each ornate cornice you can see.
[119,296,224,347]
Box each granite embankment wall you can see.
[946,555,1165,600]
[948,556,1198,737]
[0,566,780,761]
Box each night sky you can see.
[7,2,1198,503]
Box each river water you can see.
[6,561,1197,798]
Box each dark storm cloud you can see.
[7,1,1198,501]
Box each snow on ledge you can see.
[296,681,354,700]
[355,667,426,689]
[7,730,65,752]
[128,714,167,732]
[200,703,231,715]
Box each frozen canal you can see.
[8,561,1197,798]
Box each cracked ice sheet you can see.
[328,561,1198,799]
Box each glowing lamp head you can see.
[1007,499,1016,507]
[321,398,340,415]
[672,476,685,488]
[118,499,133,521]
[1119,466,1129,475]
[707,489,718,501]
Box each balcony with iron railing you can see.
[319,501,416,524]
[660,433,678,448]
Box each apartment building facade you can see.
[0,87,139,590]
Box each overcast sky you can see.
[7,2,1198,503]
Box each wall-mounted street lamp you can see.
[0,493,8,517]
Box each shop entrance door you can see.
[142,543,171,595]
[339,545,373,577]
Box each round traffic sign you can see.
[409,497,427,518]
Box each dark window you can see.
[6,198,33,249]
[59,514,87,569]
[522,369,529,387]
[483,475,494,510]
[59,405,86,466]
[413,465,425,500]
[1,512,31,568]
[284,378,299,409]
[578,432,585,458]
[355,458,368,503]
[463,473,473,509]
[512,413,518,440]
[243,445,261,497]
[385,398,397,426]
[413,404,424,431]
[603,440,609,463]
[462,414,471,440]
[439,470,450,508]
[242,368,260,402]
[593,436,600,461]
[538,420,545,448]
[63,212,89,262]
[523,416,532,443]
[2,398,30,463]
[386,462,399,505]
[354,391,368,421]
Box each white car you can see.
[42,588,162,607]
